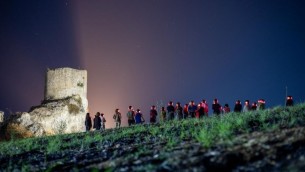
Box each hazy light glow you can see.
[1,1,305,129]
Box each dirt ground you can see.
[1,126,305,171]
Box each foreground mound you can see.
[0,104,305,171]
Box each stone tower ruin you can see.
[45,67,87,101]
[1,67,89,138]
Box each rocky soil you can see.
[1,126,305,171]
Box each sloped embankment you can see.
[0,104,305,171]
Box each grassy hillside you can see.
[1,104,305,171]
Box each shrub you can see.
[196,128,214,147]
[46,136,62,154]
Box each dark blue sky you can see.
[1,0,305,127]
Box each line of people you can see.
[84,96,294,131]
[85,112,106,131]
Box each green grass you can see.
[1,103,305,159]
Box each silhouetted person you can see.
[93,112,101,130]
[234,100,242,113]
[160,107,166,122]
[150,105,158,123]
[243,100,250,112]
[101,113,106,130]
[127,106,135,126]
[257,99,266,110]
[212,99,221,115]
[286,96,294,106]
[183,104,188,118]
[201,99,209,117]
[188,101,197,118]
[167,101,175,120]
[113,109,122,128]
[223,104,230,114]
[85,113,92,131]
[135,109,145,124]
[195,103,204,118]
[175,102,183,120]
[251,102,257,111]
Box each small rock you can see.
[189,157,201,165]
[133,160,142,165]
[270,160,277,166]
[118,166,129,172]
[205,150,220,157]
[261,144,270,150]
[244,139,256,147]
[160,161,172,171]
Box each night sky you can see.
[1,0,305,128]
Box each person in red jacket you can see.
[195,103,204,118]
[201,99,209,117]
[223,104,231,114]
[251,102,257,111]
[183,104,188,119]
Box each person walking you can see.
[113,109,122,128]
[257,99,266,110]
[100,113,106,130]
[234,100,242,113]
[85,113,92,131]
[167,101,175,121]
[188,101,197,118]
[251,102,257,111]
[160,107,166,122]
[175,102,183,120]
[183,104,188,119]
[201,100,209,117]
[223,104,231,114]
[126,106,135,126]
[195,103,204,119]
[150,105,158,124]
[93,112,102,130]
[212,99,221,115]
[286,96,294,106]
[243,100,250,112]
[135,109,145,124]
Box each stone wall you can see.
[45,67,87,101]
